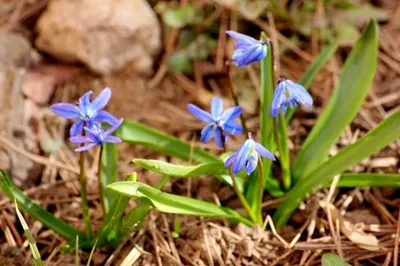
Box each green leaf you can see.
[133,159,226,177]
[322,253,351,266]
[332,173,400,188]
[167,51,193,73]
[97,173,136,247]
[117,120,218,163]
[108,181,252,226]
[15,200,43,266]
[285,42,338,122]
[101,143,118,214]
[274,109,400,227]
[256,33,283,198]
[0,170,83,240]
[163,5,201,28]
[292,20,379,182]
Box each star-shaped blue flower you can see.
[224,133,275,175]
[187,97,242,148]
[69,119,123,152]
[226,30,268,67]
[270,78,313,117]
[50,87,118,136]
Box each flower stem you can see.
[79,150,93,239]
[273,113,291,190]
[228,169,259,224]
[227,66,248,137]
[255,156,265,223]
[98,145,105,216]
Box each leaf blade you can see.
[292,20,379,182]
[274,109,400,227]
[0,170,83,240]
[101,143,118,214]
[108,181,252,226]
[117,120,218,163]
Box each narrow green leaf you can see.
[117,120,218,163]
[256,32,282,198]
[108,181,252,226]
[322,253,351,266]
[86,240,98,266]
[292,20,379,182]
[274,109,400,227]
[101,143,118,214]
[97,173,136,247]
[331,173,400,188]
[133,159,226,177]
[15,200,43,266]
[0,170,83,240]
[285,42,338,122]
[133,159,247,187]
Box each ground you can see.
[0,0,400,265]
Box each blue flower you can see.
[50,87,118,136]
[270,78,313,117]
[224,133,275,175]
[69,119,123,152]
[226,30,268,67]
[187,97,242,148]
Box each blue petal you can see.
[286,80,313,107]
[232,140,251,175]
[94,110,118,125]
[88,87,111,116]
[232,48,246,62]
[254,142,275,161]
[50,103,81,119]
[104,118,124,136]
[226,31,258,49]
[105,136,122,143]
[200,124,215,143]
[224,121,242,135]
[70,119,84,136]
[75,143,97,152]
[235,43,267,67]
[214,127,224,148]
[211,97,223,119]
[69,136,92,144]
[245,153,258,175]
[224,153,236,167]
[79,91,93,115]
[220,106,242,123]
[187,104,214,123]
[270,82,286,117]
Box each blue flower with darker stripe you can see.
[50,87,119,136]
[270,78,313,117]
[226,30,268,67]
[69,119,123,152]
[225,133,275,175]
[187,97,242,148]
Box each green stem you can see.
[273,113,291,190]
[98,145,105,216]
[255,156,264,224]
[79,150,93,239]
[229,169,258,224]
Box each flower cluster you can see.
[186,31,314,175]
[51,87,123,152]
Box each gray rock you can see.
[35,0,161,75]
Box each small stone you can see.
[0,32,31,68]
[35,0,161,75]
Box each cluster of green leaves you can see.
[110,20,400,230]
